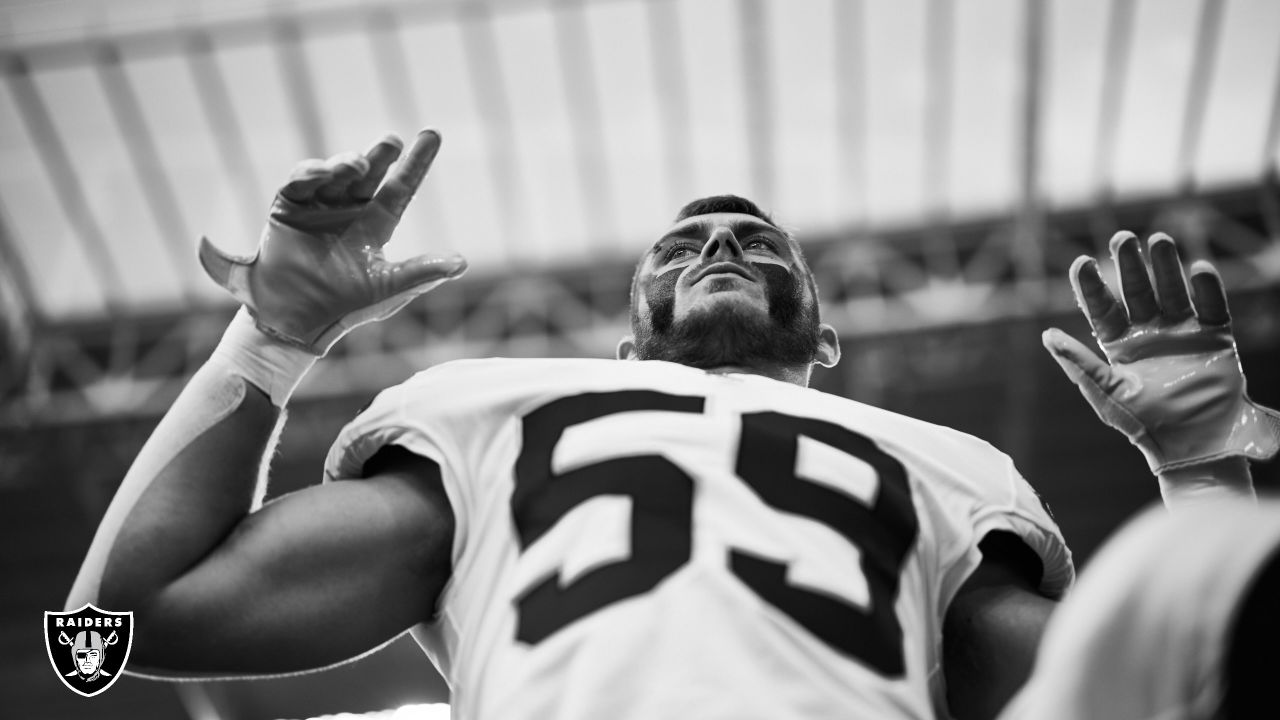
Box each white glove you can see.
[1042,231,1280,474]
[198,129,466,355]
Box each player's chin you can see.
[677,295,771,335]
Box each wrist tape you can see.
[210,307,317,407]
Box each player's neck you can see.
[704,363,812,387]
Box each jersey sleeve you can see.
[913,428,1075,612]
[326,370,452,481]
[968,457,1074,598]
[322,362,481,559]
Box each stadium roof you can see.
[2,0,1278,323]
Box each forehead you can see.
[659,212,785,240]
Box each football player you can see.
[66,129,1276,719]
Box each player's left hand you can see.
[1042,231,1280,473]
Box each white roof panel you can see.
[1195,0,1280,184]
[36,63,187,310]
[0,79,108,316]
[583,0,672,255]
[1,0,1277,322]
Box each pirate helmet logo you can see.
[44,604,133,697]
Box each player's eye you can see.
[664,244,697,262]
[744,236,778,253]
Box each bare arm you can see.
[97,383,453,674]
[67,129,467,676]
[943,531,1056,720]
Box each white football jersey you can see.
[325,358,1073,720]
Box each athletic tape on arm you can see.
[65,309,315,608]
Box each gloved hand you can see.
[1042,230,1280,473]
[198,129,466,355]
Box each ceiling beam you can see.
[364,7,457,249]
[366,7,427,140]
[1261,12,1280,178]
[739,0,775,207]
[3,54,128,314]
[646,0,694,209]
[5,0,639,68]
[923,0,953,224]
[834,0,868,228]
[1015,0,1048,291]
[185,30,266,234]
[922,0,960,278]
[1176,0,1226,194]
[460,3,523,254]
[95,42,205,306]
[272,18,327,158]
[0,201,41,322]
[555,0,618,244]
[1091,0,1135,205]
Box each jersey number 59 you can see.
[510,390,919,677]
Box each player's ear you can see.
[617,335,637,361]
[814,323,840,368]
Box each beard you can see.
[632,262,821,369]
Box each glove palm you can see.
[1043,232,1280,473]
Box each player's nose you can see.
[700,227,744,263]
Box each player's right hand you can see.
[198,129,466,355]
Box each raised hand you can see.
[199,129,466,355]
[1042,231,1280,473]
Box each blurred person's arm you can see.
[66,130,467,675]
[996,499,1280,720]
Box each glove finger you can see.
[349,135,405,202]
[197,236,254,305]
[381,253,468,297]
[1110,230,1159,324]
[1069,255,1128,343]
[314,152,373,205]
[1189,260,1231,326]
[280,159,336,203]
[369,129,443,237]
[1148,233,1194,322]
[1042,327,1114,388]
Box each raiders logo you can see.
[44,604,134,697]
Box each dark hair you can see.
[673,194,779,228]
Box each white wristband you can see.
[1157,457,1256,510]
[209,307,317,407]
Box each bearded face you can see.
[624,207,830,373]
[631,259,821,369]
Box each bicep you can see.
[943,531,1057,720]
[134,447,453,675]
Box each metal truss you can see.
[2,181,1278,429]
